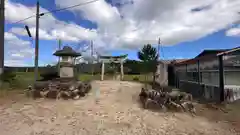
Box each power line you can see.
[10,15,36,25]
[43,0,99,15]
[10,0,100,25]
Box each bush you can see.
[0,70,28,90]
[133,76,139,81]
[40,66,59,81]
[40,71,59,81]
[0,69,16,82]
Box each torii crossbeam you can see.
[99,54,128,81]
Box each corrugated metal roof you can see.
[195,49,228,58]
[175,46,240,66]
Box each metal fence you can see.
[175,56,221,102]
[223,49,240,102]
[174,48,240,103]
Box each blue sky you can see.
[4,0,240,66]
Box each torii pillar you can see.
[120,61,124,80]
[99,55,127,81]
[101,61,105,81]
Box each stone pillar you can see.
[101,62,105,81]
[120,61,124,81]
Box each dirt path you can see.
[0,81,238,135]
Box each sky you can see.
[4,0,240,67]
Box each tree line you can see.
[4,44,159,75]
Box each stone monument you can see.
[53,46,81,79]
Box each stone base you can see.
[30,79,92,100]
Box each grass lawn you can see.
[78,74,152,82]
[0,72,152,97]
[1,72,152,91]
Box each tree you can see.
[124,59,142,74]
[137,44,158,84]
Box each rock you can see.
[73,95,80,100]
[32,90,41,98]
[27,80,92,100]
[40,90,49,98]
[69,85,76,91]
[73,89,79,94]
[34,81,49,90]
[47,90,59,99]
[139,86,195,113]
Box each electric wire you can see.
[10,0,100,24]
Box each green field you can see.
[78,74,151,82]
[0,72,152,91]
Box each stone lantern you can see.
[53,46,81,79]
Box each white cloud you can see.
[4,0,240,66]
[10,27,54,40]
[56,0,240,49]
[4,32,34,66]
[51,22,97,41]
[6,0,98,42]
[226,27,240,37]
[55,0,121,26]
[4,60,29,67]
[9,24,97,41]
[5,0,56,29]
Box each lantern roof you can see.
[53,46,81,57]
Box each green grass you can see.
[123,74,152,82]
[78,74,101,81]
[1,72,152,91]
[0,72,36,90]
[78,74,152,82]
[0,72,152,98]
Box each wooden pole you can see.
[0,0,5,84]
[197,60,201,84]
[58,39,61,75]
[219,55,225,102]
[91,40,94,76]
[158,38,160,60]
[120,61,124,81]
[101,61,104,81]
[34,1,40,82]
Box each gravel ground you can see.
[0,81,238,135]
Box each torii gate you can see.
[99,54,128,81]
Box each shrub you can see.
[0,69,16,82]
[40,71,59,81]
[40,66,59,81]
[133,76,139,81]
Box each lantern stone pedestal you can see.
[53,46,81,79]
[28,46,92,100]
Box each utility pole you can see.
[58,38,61,73]
[158,38,160,60]
[0,0,5,83]
[154,37,161,83]
[90,40,94,76]
[34,1,40,82]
